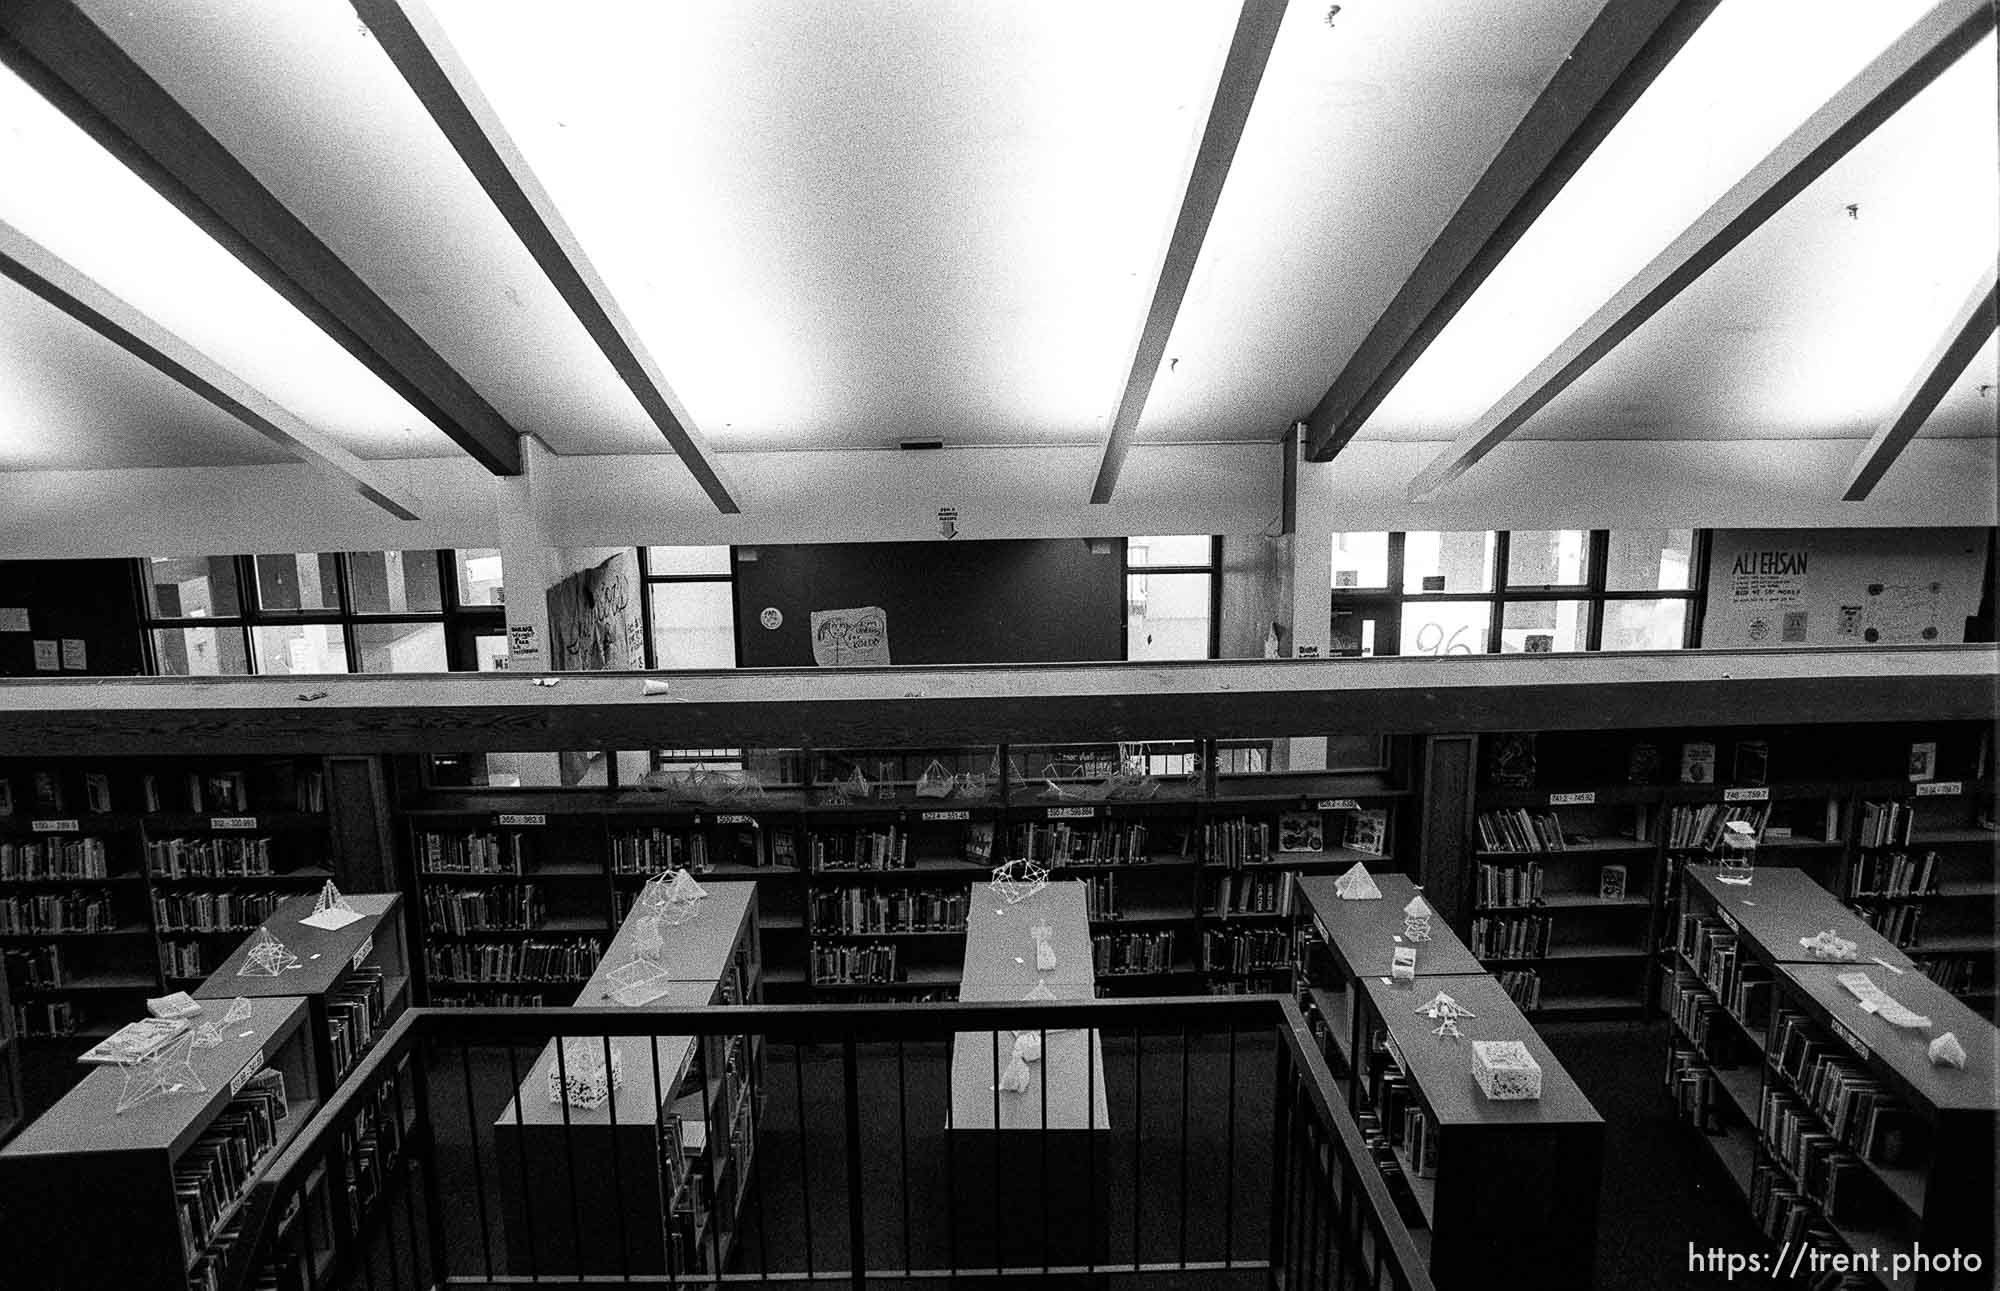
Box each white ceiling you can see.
[1,0,1995,486]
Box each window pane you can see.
[645,546,732,576]
[1400,601,1490,655]
[1602,598,1690,651]
[648,582,736,668]
[1500,600,1590,653]
[355,621,447,672]
[152,626,249,676]
[456,549,505,606]
[1126,535,1212,568]
[252,623,349,674]
[348,550,443,614]
[1506,530,1592,588]
[1403,532,1495,594]
[1331,532,1390,589]
[1326,735,1389,771]
[473,631,510,671]
[1126,571,1211,659]
[428,751,601,788]
[145,556,240,618]
[1606,529,1695,591]
[254,553,340,612]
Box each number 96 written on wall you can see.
[1413,620,1477,656]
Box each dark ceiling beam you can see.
[1409,0,1995,499]
[1842,264,1998,501]
[0,0,522,475]
[1,220,422,519]
[1089,0,1287,505]
[1302,0,1719,462]
[356,0,741,514]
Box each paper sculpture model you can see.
[641,868,708,926]
[1715,820,1756,886]
[990,857,1049,905]
[1836,971,1932,1029]
[312,880,355,919]
[222,997,253,1025]
[190,1021,225,1050]
[546,1037,624,1110]
[995,1030,1045,1094]
[1030,919,1058,972]
[1333,861,1382,900]
[1391,945,1418,982]
[602,913,675,1006]
[117,1033,205,1114]
[1799,929,1858,961]
[1023,979,1057,1001]
[1414,991,1475,1037]
[1472,1040,1543,1100]
[1402,894,1433,943]
[237,927,301,977]
[1928,1032,1968,1069]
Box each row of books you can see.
[154,890,287,934]
[1757,1085,1876,1228]
[808,885,967,934]
[1855,800,1917,849]
[1848,901,1922,948]
[422,883,546,934]
[1200,928,1290,975]
[146,836,279,879]
[1094,930,1177,975]
[10,1000,81,1037]
[1475,809,1566,853]
[149,768,324,814]
[417,830,527,875]
[0,892,118,934]
[810,829,910,871]
[1667,972,1740,1066]
[1495,968,1542,1011]
[0,838,112,881]
[1204,819,1271,868]
[1915,954,1979,993]
[1664,1043,1722,1133]
[1476,861,1544,908]
[175,1068,290,1267]
[327,964,392,1081]
[1469,914,1552,960]
[611,828,711,874]
[424,937,603,984]
[1745,1165,1873,1291]
[1664,803,1767,852]
[161,939,210,981]
[1016,823,1156,865]
[337,1076,406,1249]
[1678,914,1757,1017]
[1770,1008,1922,1167]
[1206,869,1295,916]
[431,991,540,1008]
[1841,850,1940,898]
[2,945,64,989]
[809,942,902,985]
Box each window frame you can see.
[1122,535,1221,662]
[637,546,742,670]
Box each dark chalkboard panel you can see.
[734,540,1124,667]
[0,560,145,677]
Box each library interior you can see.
[0,2,1997,1290]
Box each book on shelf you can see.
[809,885,967,935]
[83,773,112,815]
[1200,927,1289,975]
[1856,800,1915,849]
[1277,811,1323,854]
[1093,929,1176,975]
[175,1067,290,1267]
[0,778,12,816]
[1597,864,1626,900]
[77,1016,190,1065]
[1680,742,1717,785]
[32,772,63,814]
[1343,810,1387,856]
[1477,860,1543,908]
[1475,808,1565,853]
[1907,741,1937,783]
[1731,741,1769,788]
[1843,849,1938,898]
[1470,913,1551,959]
[1207,869,1295,917]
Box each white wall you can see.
[1702,528,1990,648]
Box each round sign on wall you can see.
[759,607,783,630]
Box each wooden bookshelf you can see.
[0,949,18,1145]
[1670,865,1998,1289]
[0,995,319,1290]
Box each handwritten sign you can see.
[31,819,78,833]
[210,816,259,830]
[1914,781,1961,797]
[1048,806,1096,819]
[496,813,545,827]
[230,1049,265,1095]
[1317,799,1362,811]
[1827,1017,1871,1061]
[1722,788,1769,803]
[351,935,374,971]
[1549,792,1596,807]
[921,810,970,822]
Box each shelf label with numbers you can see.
[1549,792,1595,807]
[210,816,259,830]
[921,810,970,822]
[351,935,374,971]
[1827,1018,1871,1061]
[230,1049,265,1095]
[1715,906,1738,934]
[30,819,78,833]
[713,813,757,825]
[496,813,545,827]
[1722,788,1769,803]
[1317,799,1362,811]
[1914,781,1961,797]
[1048,806,1096,819]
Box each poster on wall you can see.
[546,552,645,672]
[810,606,891,667]
[1701,529,1985,649]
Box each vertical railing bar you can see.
[593,1035,630,1285]
[550,1033,587,1284]
[460,1042,495,1278]
[745,1030,767,1285]
[1039,1024,1049,1277]
[1265,1036,1291,1282]
[1318,1164,1336,1291]
[409,1041,449,1291]
[1085,1022,1096,1276]
[990,1027,1003,1275]
[1341,1144,1360,1291]
[794,1040,816,1281]
[1289,1091,1308,1285]
[397,1084,426,1291]
[646,1036,678,1290]
[896,1038,912,1277]
[504,1042,541,1281]
[841,1037,867,1291]
[1131,1025,1142,1273]
[1301,1142,1319,1291]
[699,1033,724,1280]
[1177,1022,1190,1270]
[1223,1022,1237,1267]
[945,1031,959,1279]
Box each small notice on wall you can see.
[810,606,891,667]
[0,608,29,632]
[507,623,542,669]
[60,638,87,671]
[32,640,59,671]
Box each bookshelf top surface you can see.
[2,995,308,1158]
[195,893,401,997]
[595,881,754,988]
[1687,867,1917,969]
[496,995,709,1128]
[959,881,1096,990]
[1296,873,1486,978]
[1362,973,1601,1128]
[1782,963,2000,1113]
